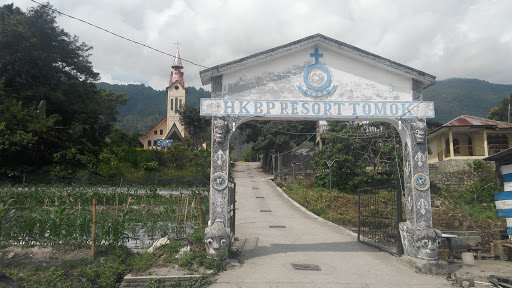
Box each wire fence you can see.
[5,172,210,188]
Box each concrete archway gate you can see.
[199,34,439,260]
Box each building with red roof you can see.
[428,115,512,165]
[139,48,186,149]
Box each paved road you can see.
[211,162,453,288]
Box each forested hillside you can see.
[102,78,512,133]
[423,78,512,123]
[96,82,210,134]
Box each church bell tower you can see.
[166,46,186,138]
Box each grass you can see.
[279,176,507,253]
[279,178,359,229]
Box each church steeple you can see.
[169,46,185,88]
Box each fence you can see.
[227,176,236,241]
[438,144,512,161]
[3,172,210,187]
[358,184,403,256]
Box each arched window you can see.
[148,140,151,147]
[170,99,174,111]
[154,130,157,135]
[175,97,178,110]
[153,140,157,146]
[160,129,163,135]
[179,99,182,108]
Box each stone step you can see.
[120,275,202,288]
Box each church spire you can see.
[172,47,183,70]
[169,43,185,87]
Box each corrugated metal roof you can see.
[444,115,512,128]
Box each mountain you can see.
[423,78,512,123]
[96,82,210,135]
[98,78,512,135]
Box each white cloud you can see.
[3,0,512,89]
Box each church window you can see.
[174,85,179,90]
[160,129,163,135]
[154,130,157,135]
[148,140,151,147]
[179,99,182,108]
[175,97,178,110]
[171,99,173,110]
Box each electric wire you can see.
[29,0,210,69]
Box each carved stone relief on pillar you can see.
[205,114,245,257]
[399,117,441,260]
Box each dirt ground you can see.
[0,246,91,270]
[448,258,512,287]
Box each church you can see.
[138,48,186,149]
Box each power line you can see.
[29,0,210,69]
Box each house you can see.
[138,48,186,149]
[428,115,512,165]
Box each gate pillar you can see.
[204,115,232,258]
[398,117,442,260]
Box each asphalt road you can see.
[210,162,454,288]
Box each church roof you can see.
[138,116,166,139]
[172,48,183,69]
[199,33,435,87]
[165,123,184,142]
[169,48,185,87]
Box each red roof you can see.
[444,115,512,128]
[138,116,167,139]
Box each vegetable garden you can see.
[0,185,208,251]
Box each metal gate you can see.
[358,184,403,256]
[227,176,236,240]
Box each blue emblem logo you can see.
[297,48,337,97]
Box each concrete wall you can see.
[430,170,479,191]
[435,159,475,172]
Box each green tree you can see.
[239,120,316,171]
[107,126,143,148]
[0,3,127,179]
[177,104,211,149]
[311,122,402,193]
[487,94,512,122]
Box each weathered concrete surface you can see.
[211,162,453,288]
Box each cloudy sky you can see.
[5,0,512,90]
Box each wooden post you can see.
[91,198,96,258]
[196,188,204,230]
[183,195,189,225]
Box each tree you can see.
[311,122,402,194]
[487,94,512,122]
[0,3,127,178]
[107,126,143,148]
[239,120,316,171]
[177,104,211,149]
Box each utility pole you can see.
[509,93,511,123]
